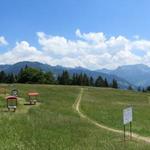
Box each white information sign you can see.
[123,107,132,125]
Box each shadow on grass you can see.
[24,103,36,105]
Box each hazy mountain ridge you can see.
[98,64,150,87]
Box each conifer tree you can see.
[72,73,77,85]
[0,71,7,83]
[79,73,83,85]
[112,79,118,89]
[128,85,133,90]
[83,73,89,86]
[58,70,70,85]
[89,76,94,86]
[95,76,104,87]
[6,73,15,83]
[104,78,109,87]
[146,86,150,91]
[137,86,141,92]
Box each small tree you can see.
[72,73,77,85]
[6,73,15,83]
[43,71,55,84]
[95,76,104,87]
[58,70,71,85]
[89,76,94,86]
[137,86,141,92]
[83,73,89,86]
[128,85,133,90]
[0,71,7,83]
[142,88,146,92]
[104,78,109,87]
[78,73,83,85]
[112,79,118,89]
[147,86,150,92]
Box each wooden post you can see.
[124,125,126,141]
[7,99,8,110]
[5,88,7,96]
[130,122,132,140]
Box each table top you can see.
[6,96,17,100]
[28,92,39,96]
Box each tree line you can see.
[57,70,118,88]
[0,66,118,88]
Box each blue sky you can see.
[0,0,150,69]
[1,0,150,41]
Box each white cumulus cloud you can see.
[1,29,150,69]
[0,36,8,46]
[0,41,50,64]
[36,29,150,69]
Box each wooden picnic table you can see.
[28,92,39,105]
[6,96,17,112]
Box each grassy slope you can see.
[0,84,149,149]
[81,87,150,137]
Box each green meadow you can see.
[0,84,150,150]
[81,87,150,137]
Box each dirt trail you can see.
[73,88,150,144]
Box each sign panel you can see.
[11,89,18,97]
[123,107,132,125]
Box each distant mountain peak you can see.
[96,68,112,74]
[74,66,88,70]
[117,64,149,69]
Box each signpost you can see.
[123,107,133,141]
[11,89,19,97]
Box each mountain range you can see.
[0,61,132,89]
[1,61,150,88]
